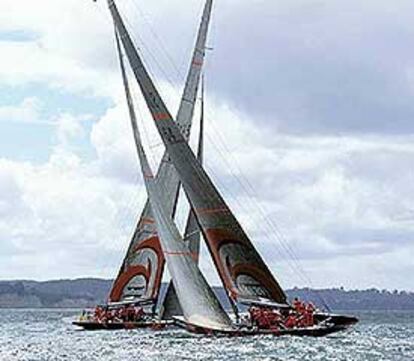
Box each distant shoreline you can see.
[1,278,413,310]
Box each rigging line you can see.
[204,121,330,306]
[204,160,291,270]
[120,9,180,107]
[131,0,206,84]
[204,118,301,259]
[203,121,332,310]
[87,26,150,281]
[203,135,270,227]
[203,122,303,289]
[78,8,145,279]
[132,88,162,179]
[100,171,146,252]
[207,134,329,310]
[203,132,304,280]
[127,0,186,84]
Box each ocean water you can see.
[0,310,413,361]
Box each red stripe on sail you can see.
[153,112,170,121]
[109,236,165,302]
[192,60,203,67]
[141,217,155,225]
[109,264,151,302]
[197,207,229,215]
[204,228,286,303]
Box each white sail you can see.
[114,25,232,331]
[161,78,205,320]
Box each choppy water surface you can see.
[0,310,413,361]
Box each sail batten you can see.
[107,0,213,309]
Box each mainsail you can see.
[111,1,288,308]
[116,25,232,330]
[161,79,205,320]
[107,0,213,306]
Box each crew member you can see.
[292,297,305,314]
[305,302,315,327]
[285,311,298,328]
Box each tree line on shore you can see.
[0,279,413,310]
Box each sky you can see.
[1,0,413,291]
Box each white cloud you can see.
[0,86,413,290]
[56,113,86,146]
[0,0,118,97]
[0,0,413,291]
[0,147,145,280]
[0,97,42,124]
[197,100,414,290]
[0,0,203,98]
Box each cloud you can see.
[0,86,413,290]
[56,113,86,146]
[196,99,414,289]
[0,97,42,124]
[0,0,413,291]
[0,0,119,98]
[205,0,414,135]
[3,0,414,136]
[0,145,146,281]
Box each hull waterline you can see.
[176,312,359,337]
[72,320,173,331]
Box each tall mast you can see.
[107,0,213,307]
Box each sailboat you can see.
[74,0,358,336]
[73,0,213,331]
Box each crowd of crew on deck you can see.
[248,298,317,331]
[80,305,146,324]
[79,297,316,329]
